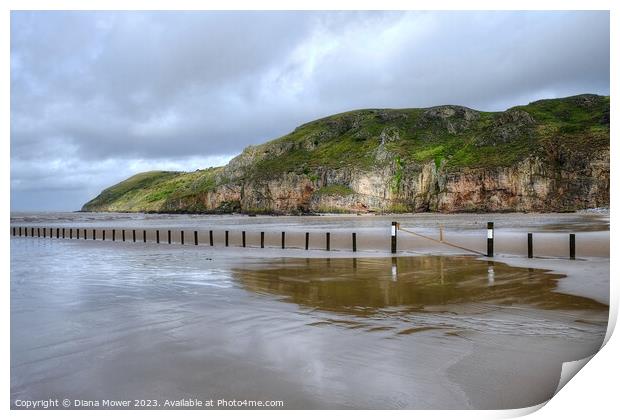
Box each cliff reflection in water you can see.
[234,256,607,316]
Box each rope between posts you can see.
[399,227,486,256]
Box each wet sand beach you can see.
[10,212,609,409]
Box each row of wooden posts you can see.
[11,226,353,252]
[11,222,578,259]
[488,222,575,260]
[391,221,578,259]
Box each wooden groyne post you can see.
[225,230,229,247]
[209,230,213,246]
[181,231,185,245]
[260,232,265,248]
[168,230,171,244]
[281,232,285,249]
[487,222,494,257]
[194,230,198,246]
[570,234,576,260]
[242,231,246,247]
[326,232,330,251]
[156,230,160,244]
[527,233,533,258]
[391,222,398,254]
[352,232,357,252]
[305,232,309,250]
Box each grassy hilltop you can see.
[83,169,221,213]
[82,94,610,214]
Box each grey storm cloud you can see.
[10,10,610,211]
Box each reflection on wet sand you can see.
[10,238,609,409]
[234,256,607,316]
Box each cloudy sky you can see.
[10,10,609,211]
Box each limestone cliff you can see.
[82,94,610,214]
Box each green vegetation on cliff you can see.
[82,171,179,212]
[82,94,610,214]
[83,168,221,212]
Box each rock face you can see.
[82,94,610,214]
[422,105,480,134]
[170,154,608,213]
